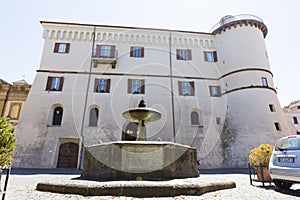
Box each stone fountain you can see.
[81,100,199,180]
[122,99,161,141]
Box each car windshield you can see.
[275,136,300,151]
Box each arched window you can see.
[89,107,99,127]
[53,107,63,125]
[191,111,199,125]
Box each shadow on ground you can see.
[10,168,82,175]
[200,168,249,174]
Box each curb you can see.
[37,180,236,197]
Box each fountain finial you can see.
[138,99,146,108]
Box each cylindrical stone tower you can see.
[212,15,290,167]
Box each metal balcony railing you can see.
[92,49,118,59]
[211,14,264,33]
[92,49,118,68]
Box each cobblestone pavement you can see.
[2,168,300,200]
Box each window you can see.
[89,107,99,127]
[274,122,281,131]
[176,49,192,60]
[191,111,199,125]
[94,79,110,93]
[130,46,144,58]
[216,117,221,125]
[209,86,221,97]
[204,51,217,62]
[269,104,276,112]
[52,107,63,125]
[54,43,70,53]
[293,117,298,125]
[128,79,145,94]
[178,81,195,96]
[46,76,64,91]
[95,45,116,58]
[8,103,22,120]
[262,77,268,87]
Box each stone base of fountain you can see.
[81,141,199,180]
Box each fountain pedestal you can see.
[81,100,199,180]
[81,141,199,180]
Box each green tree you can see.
[0,117,16,167]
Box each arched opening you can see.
[191,111,200,125]
[57,142,79,168]
[122,122,138,141]
[89,107,99,127]
[52,107,63,125]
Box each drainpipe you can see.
[78,26,96,169]
[169,32,176,142]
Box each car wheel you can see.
[273,180,293,190]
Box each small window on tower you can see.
[262,77,268,87]
[293,117,298,125]
[274,122,281,131]
[269,104,276,112]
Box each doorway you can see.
[57,142,79,168]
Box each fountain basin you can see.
[81,141,199,180]
[122,107,161,123]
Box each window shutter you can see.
[59,77,64,91]
[204,52,208,61]
[46,77,53,90]
[141,79,145,94]
[94,79,99,92]
[217,86,221,96]
[54,43,59,53]
[110,45,116,58]
[96,45,101,57]
[190,82,195,96]
[188,49,192,60]
[65,43,70,53]
[106,79,111,93]
[213,51,218,62]
[176,49,180,60]
[130,47,134,57]
[178,81,182,95]
[141,47,144,57]
[128,79,132,93]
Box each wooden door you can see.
[57,142,79,168]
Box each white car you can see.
[269,135,300,189]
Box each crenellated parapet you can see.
[41,21,216,49]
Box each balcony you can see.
[92,49,118,68]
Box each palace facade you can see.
[13,14,290,169]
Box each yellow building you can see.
[13,14,290,169]
[284,100,300,135]
[0,79,31,127]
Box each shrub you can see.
[249,144,273,166]
[0,117,16,168]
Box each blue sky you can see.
[1,0,299,106]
